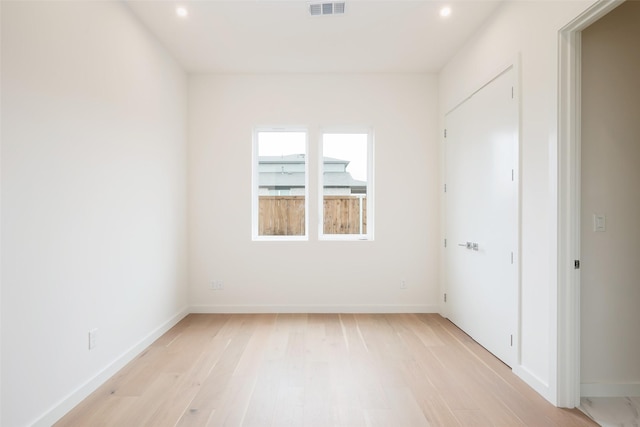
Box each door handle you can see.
[458,242,479,250]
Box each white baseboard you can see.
[513,365,554,405]
[581,382,640,397]
[189,304,440,314]
[32,307,190,427]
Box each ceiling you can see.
[125,0,503,74]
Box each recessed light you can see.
[440,6,452,18]
[176,6,188,18]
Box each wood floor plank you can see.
[270,384,305,427]
[452,409,495,426]
[55,313,598,427]
[432,316,595,427]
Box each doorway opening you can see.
[557,0,638,416]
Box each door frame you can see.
[556,0,624,408]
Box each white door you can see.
[444,67,518,367]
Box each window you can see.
[252,129,308,240]
[320,131,374,240]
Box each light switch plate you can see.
[593,214,606,232]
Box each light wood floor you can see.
[56,314,597,426]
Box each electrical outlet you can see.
[210,280,224,290]
[88,328,98,350]
[400,280,407,289]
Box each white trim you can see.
[556,0,625,409]
[318,128,374,241]
[252,127,310,241]
[512,55,523,374]
[190,304,438,314]
[513,365,552,402]
[319,234,372,242]
[32,308,190,427]
[253,235,308,242]
[581,382,640,397]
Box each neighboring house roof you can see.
[258,154,366,188]
[324,172,366,188]
[259,154,307,164]
[258,172,366,188]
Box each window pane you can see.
[256,131,307,237]
[321,133,370,237]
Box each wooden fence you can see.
[323,195,367,235]
[259,196,305,236]
[258,195,367,236]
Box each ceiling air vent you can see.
[309,2,345,16]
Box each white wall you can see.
[1,2,188,426]
[439,0,596,404]
[189,74,439,313]
[580,0,640,396]
[0,2,3,422]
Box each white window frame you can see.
[318,129,374,241]
[252,127,309,241]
